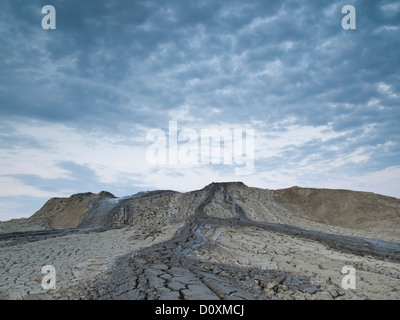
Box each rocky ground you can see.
[0,182,399,300]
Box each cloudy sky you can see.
[1,0,399,220]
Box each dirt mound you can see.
[29,191,116,229]
[1,182,400,300]
[2,182,399,242]
[273,186,400,238]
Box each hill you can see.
[1,182,399,300]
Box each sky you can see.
[0,0,399,221]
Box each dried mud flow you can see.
[1,182,400,300]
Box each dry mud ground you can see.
[0,183,399,300]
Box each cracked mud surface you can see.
[1,182,400,300]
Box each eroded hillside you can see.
[1,182,399,300]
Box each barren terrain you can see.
[1,182,399,300]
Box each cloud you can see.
[0,0,399,220]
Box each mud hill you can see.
[4,182,399,242]
[0,191,115,233]
[31,191,116,229]
[1,182,400,300]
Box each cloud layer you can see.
[1,0,399,220]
